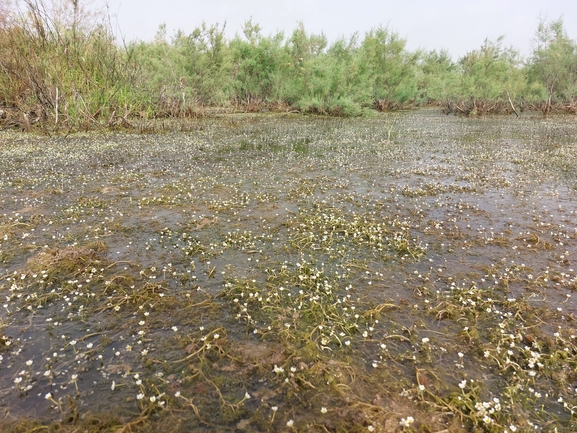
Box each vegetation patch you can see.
[0,108,577,432]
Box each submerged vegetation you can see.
[1,110,577,431]
[1,1,577,130]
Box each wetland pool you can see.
[1,109,577,432]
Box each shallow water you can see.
[1,110,577,431]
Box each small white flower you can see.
[321,407,327,413]
[286,419,294,427]
[137,393,144,400]
[400,416,414,427]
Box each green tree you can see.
[229,20,288,106]
[457,37,526,102]
[417,49,458,102]
[360,26,419,106]
[528,18,577,112]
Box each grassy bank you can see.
[1,1,577,131]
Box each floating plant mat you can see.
[1,110,577,432]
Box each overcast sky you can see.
[98,0,577,59]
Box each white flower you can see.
[459,380,467,389]
[400,416,414,427]
[137,393,144,400]
[286,419,294,427]
[45,392,52,400]
[421,337,429,343]
[111,381,115,390]
[321,407,327,413]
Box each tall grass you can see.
[0,0,140,130]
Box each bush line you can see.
[1,1,577,131]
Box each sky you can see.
[96,0,577,59]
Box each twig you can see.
[506,90,519,117]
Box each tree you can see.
[360,26,419,106]
[458,37,525,102]
[529,18,577,112]
[417,49,458,101]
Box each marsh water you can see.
[1,110,576,432]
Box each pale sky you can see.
[98,0,577,59]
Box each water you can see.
[1,110,576,431]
